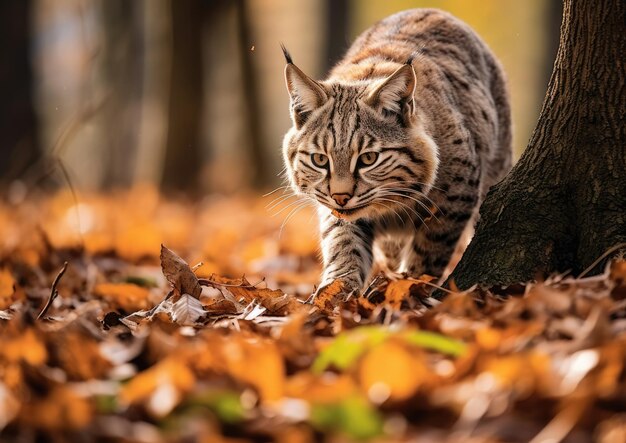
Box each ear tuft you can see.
[284,63,327,128]
[280,43,293,64]
[367,64,416,116]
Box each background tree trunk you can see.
[324,0,349,72]
[160,0,205,192]
[235,0,267,188]
[0,0,40,184]
[449,0,626,290]
[100,0,142,189]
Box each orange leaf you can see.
[54,332,112,380]
[115,222,162,261]
[0,268,17,310]
[120,357,195,417]
[1,328,47,366]
[221,336,285,403]
[358,340,427,402]
[93,283,152,311]
[313,280,344,311]
[384,280,416,308]
[19,386,93,431]
[285,372,358,404]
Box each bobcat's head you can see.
[281,48,438,222]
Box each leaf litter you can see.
[0,187,626,442]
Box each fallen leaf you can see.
[312,280,345,311]
[93,282,152,311]
[19,386,93,431]
[310,396,384,440]
[160,245,202,299]
[1,328,47,366]
[171,293,205,325]
[0,268,17,310]
[120,357,195,417]
[359,340,426,401]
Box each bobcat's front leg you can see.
[316,212,374,301]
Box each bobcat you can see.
[281,9,512,300]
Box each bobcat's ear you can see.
[282,46,327,128]
[366,63,416,124]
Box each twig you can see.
[191,261,204,272]
[37,262,69,320]
[578,242,626,279]
[198,278,260,289]
[408,277,457,295]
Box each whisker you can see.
[387,186,444,214]
[279,201,313,239]
[263,185,292,197]
[386,191,439,219]
[270,197,308,217]
[375,200,405,225]
[381,188,442,222]
[265,192,297,210]
[376,194,429,228]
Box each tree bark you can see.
[235,0,267,188]
[160,0,205,192]
[449,0,626,290]
[0,0,40,183]
[100,0,142,188]
[324,0,349,72]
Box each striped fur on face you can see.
[281,9,512,298]
[282,62,439,222]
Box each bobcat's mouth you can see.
[331,205,368,219]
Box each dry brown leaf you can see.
[53,332,112,380]
[161,244,202,299]
[19,386,93,431]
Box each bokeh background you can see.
[1,0,561,194]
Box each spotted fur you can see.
[282,9,512,297]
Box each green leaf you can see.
[403,330,467,356]
[311,396,384,440]
[94,394,118,414]
[124,275,158,288]
[185,390,246,423]
[312,326,467,374]
[312,326,390,374]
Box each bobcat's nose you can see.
[332,193,352,207]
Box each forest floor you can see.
[1,186,626,443]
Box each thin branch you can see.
[37,261,69,320]
[578,242,626,279]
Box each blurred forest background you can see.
[1,0,561,195]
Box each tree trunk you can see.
[160,0,205,192]
[324,0,349,72]
[449,0,626,290]
[235,0,267,188]
[100,0,142,189]
[0,0,40,183]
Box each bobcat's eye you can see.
[311,153,329,168]
[358,152,379,167]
